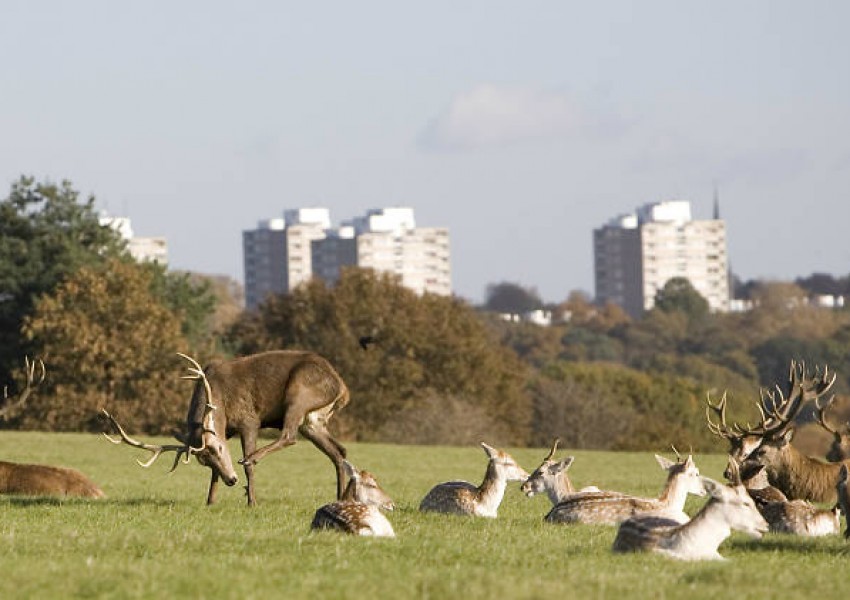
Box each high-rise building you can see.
[243,207,451,309]
[593,200,729,318]
[99,214,169,266]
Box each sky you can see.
[1,1,848,303]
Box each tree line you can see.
[2,176,849,453]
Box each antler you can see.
[177,352,217,442]
[101,409,190,470]
[728,360,835,439]
[544,438,561,462]
[705,392,737,440]
[814,395,840,436]
[0,357,46,420]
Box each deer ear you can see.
[839,464,849,483]
[559,456,575,470]
[779,429,795,446]
[655,454,675,470]
[342,460,359,480]
[701,476,724,498]
[480,442,498,458]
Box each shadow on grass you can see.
[729,536,850,556]
[1,496,177,508]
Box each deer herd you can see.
[2,352,850,559]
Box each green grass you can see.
[1,432,848,599]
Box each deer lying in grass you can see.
[1,358,105,499]
[544,453,705,526]
[311,460,395,537]
[419,443,529,518]
[738,461,839,536]
[612,460,768,561]
[520,438,602,505]
[706,360,850,503]
[837,464,850,539]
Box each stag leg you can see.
[299,424,348,499]
[206,471,220,505]
[240,431,258,507]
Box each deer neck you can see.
[547,471,575,505]
[476,461,509,516]
[656,472,690,512]
[665,499,730,557]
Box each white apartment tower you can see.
[593,200,729,318]
[243,207,451,309]
[99,214,169,266]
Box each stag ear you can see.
[778,428,795,446]
[839,464,849,484]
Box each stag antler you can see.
[705,391,737,440]
[814,395,841,436]
[101,409,190,470]
[0,357,46,421]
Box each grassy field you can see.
[1,431,848,599]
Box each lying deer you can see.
[738,461,839,536]
[104,350,352,506]
[0,461,105,499]
[419,443,529,518]
[520,438,601,505]
[706,360,850,503]
[544,453,705,526]
[1,358,104,499]
[311,460,395,537]
[612,460,768,561]
[837,465,850,539]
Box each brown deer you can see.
[520,438,602,505]
[612,460,767,561]
[813,395,850,462]
[738,461,839,537]
[837,464,850,539]
[311,460,395,537]
[104,350,351,506]
[419,443,529,518]
[545,453,705,526]
[1,358,105,499]
[706,360,850,503]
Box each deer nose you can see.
[224,474,238,486]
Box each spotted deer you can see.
[738,461,839,537]
[1,358,105,499]
[706,360,850,503]
[520,438,601,505]
[612,460,768,561]
[837,465,850,539]
[814,395,850,462]
[104,350,351,506]
[311,460,395,537]
[544,453,705,526]
[419,443,529,518]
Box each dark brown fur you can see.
[0,460,105,499]
[186,350,351,506]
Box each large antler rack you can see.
[707,360,836,441]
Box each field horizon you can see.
[1,431,848,599]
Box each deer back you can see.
[0,461,105,499]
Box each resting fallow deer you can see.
[837,464,850,539]
[104,350,351,506]
[311,460,395,537]
[520,438,601,505]
[544,453,705,526]
[814,395,850,462]
[419,443,529,518]
[612,460,768,561]
[0,358,105,499]
[706,360,850,503]
[737,461,839,537]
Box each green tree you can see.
[483,281,543,314]
[227,268,531,444]
[654,277,710,320]
[0,177,127,382]
[20,258,188,433]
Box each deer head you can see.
[103,353,238,486]
[521,438,576,498]
[341,460,394,511]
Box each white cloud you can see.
[419,84,614,151]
